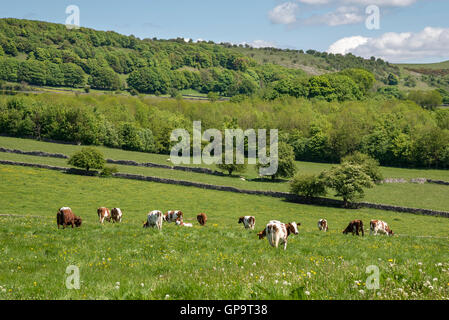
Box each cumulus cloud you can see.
[298,0,417,6]
[268,2,299,25]
[304,6,364,26]
[269,0,420,27]
[327,27,449,62]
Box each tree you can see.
[341,152,383,183]
[290,173,327,198]
[68,148,105,172]
[387,73,399,86]
[88,65,120,90]
[216,152,247,176]
[322,163,374,207]
[257,142,297,180]
[339,68,375,94]
[408,90,442,110]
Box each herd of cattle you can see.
[56,207,394,250]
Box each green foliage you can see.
[377,86,405,99]
[289,173,327,197]
[339,68,375,94]
[387,73,399,85]
[68,147,105,172]
[216,153,248,176]
[128,67,170,94]
[99,166,118,178]
[207,91,219,102]
[341,152,383,183]
[307,74,362,102]
[257,142,297,180]
[322,162,375,206]
[408,90,443,110]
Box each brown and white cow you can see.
[111,208,123,223]
[318,219,328,232]
[57,207,82,229]
[197,213,207,226]
[164,210,183,223]
[264,220,300,250]
[143,210,163,230]
[370,220,394,236]
[238,216,256,230]
[343,220,364,236]
[97,207,111,224]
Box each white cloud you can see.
[298,0,418,6]
[328,27,449,62]
[304,6,364,26]
[268,2,299,25]
[247,40,278,48]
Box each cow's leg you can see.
[283,240,288,251]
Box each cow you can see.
[176,219,193,228]
[264,220,300,250]
[318,219,328,232]
[238,216,256,230]
[97,207,111,224]
[343,220,364,236]
[57,207,82,229]
[164,210,184,223]
[197,213,207,226]
[143,210,163,230]
[111,208,123,223]
[370,220,394,236]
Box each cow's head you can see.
[257,230,266,240]
[238,217,245,224]
[143,221,149,228]
[74,217,82,227]
[287,222,300,235]
[387,228,394,236]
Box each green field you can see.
[0,165,448,300]
[1,136,449,212]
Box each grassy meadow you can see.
[1,136,449,212]
[0,165,448,300]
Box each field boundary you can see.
[2,146,449,185]
[1,160,449,218]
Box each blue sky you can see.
[1,0,449,63]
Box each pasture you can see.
[0,165,448,300]
[1,136,449,212]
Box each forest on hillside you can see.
[0,18,416,102]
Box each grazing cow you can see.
[318,219,328,232]
[370,220,394,236]
[197,213,207,226]
[97,207,111,224]
[111,208,123,223]
[57,207,82,229]
[164,210,183,223]
[265,221,300,250]
[257,229,266,239]
[143,210,163,230]
[176,219,193,228]
[238,216,256,230]
[343,220,364,236]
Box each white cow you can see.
[111,208,123,223]
[176,220,193,228]
[370,220,394,236]
[238,216,256,230]
[265,221,300,250]
[318,219,328,232]
[143,210,163,230]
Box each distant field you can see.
[1,136,449,211]
[398,60,449,70]
[0,165,448,300]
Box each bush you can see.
[341,152,383,183]
[68,147,105,172]
[290,174,327,198]
[322,162,375,207]
[100,166,118,178]
[257,142,297,180]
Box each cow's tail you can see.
[361,221,365,237]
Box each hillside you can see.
[0,18,415,101]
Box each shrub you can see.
[341,152,383,183]
[68,147,105,172]
[257,142,297,180]
[100,166,118,178]
[322,162,375,207]
[290,174,327,198]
